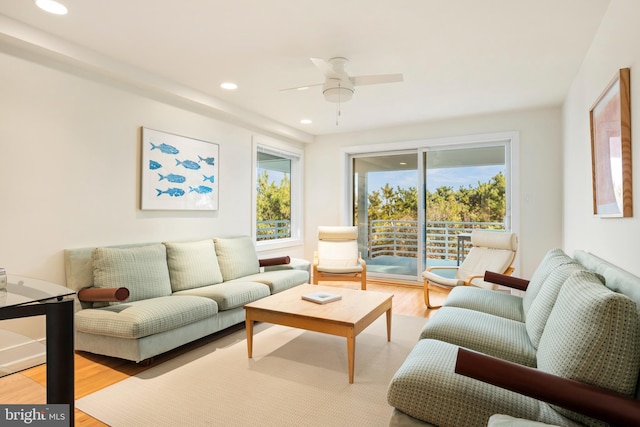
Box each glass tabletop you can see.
[0,275,75,309]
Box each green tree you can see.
[366,172,505,224]
[256,171,290,238]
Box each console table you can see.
[0,275,75,426]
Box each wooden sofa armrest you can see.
[484,271,529,291]
[454,348,640,426]
[259,256,290,267]
[78,287,130,302]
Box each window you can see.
[253,140,302,247]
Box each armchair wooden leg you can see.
[361,275,366,291]
[423,279,442,309]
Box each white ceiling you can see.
[0,1,610,140]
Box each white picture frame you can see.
[141,127,219,211]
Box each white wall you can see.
[305,107,564,280]
[0,52,305,342]
[562,0,640,276]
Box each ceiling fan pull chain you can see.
[336,83,341,126]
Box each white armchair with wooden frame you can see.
[423,230,518,308]
[312,226,367,290]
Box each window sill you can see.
[255,237,303,252]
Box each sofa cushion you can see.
[487,414,561,427]
[213,236,260,281]
[75,295,218,339]
[92,244,172,307]
[229,270,309,294]
[443,287,525,321]
[387,339,573,427]
[521,249,574,315]
[537,270,640,426]
[419,307,537,367]
[524,261,585,349]
[164,239,223,291]
[172,281,270,310]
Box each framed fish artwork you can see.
[141,127,219,210]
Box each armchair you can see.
[423,229,518,308]
[312,226,367,290]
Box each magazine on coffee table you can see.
[302,291,342,304]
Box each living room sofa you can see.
[387,249,640,427]
[64,236,310,363]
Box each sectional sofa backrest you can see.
[574,250,640,310]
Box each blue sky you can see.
[368,165,504,193]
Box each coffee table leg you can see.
[386,308,392,341]
[246,314,254,358]
[347,329,355,384]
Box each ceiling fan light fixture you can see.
[323,86,354,103]
[35,0,68,15]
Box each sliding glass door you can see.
[351,140,510,282]
[353,153,418,277]
[422,145,508,275]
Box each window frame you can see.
[252,137,303,250]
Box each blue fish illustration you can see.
[149,160,162,170]
[198,155,215,166]
[203,175,215,183]
[156,188,185,197]
[150,142,179,155]
[158,173,186,183]
[175,159,201,170]
[189,185,213,194]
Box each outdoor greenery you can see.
[255,170,506,241]
[256,171,291,239]
[362,172,506,223]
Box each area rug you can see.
[76,314,426,427]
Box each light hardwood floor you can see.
[1,281,448,426]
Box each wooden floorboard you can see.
[1,281,446,426]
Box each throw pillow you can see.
[92,244,172,306]
[213,236,260,281]
[164,239,223,291]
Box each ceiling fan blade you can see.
[279,82,324,92]
[310,57,340,78]
[351,73,404,86]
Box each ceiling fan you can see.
[282,57,404,103]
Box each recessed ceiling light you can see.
[36,0,68,15]
[300,119,312,124]
[296,87,310,91]
[399,162,407,165]
[220,82,238,90]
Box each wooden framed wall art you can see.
[141,127,219,211]
[590,68,632,217]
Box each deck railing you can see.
[257,218,505,262]
[256,220,291,241]
[369,220,504,261]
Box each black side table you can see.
[0,275,75,427]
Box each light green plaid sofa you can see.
[387,249,640,427]
[64,236,309,363]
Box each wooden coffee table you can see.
[244,284,393,384]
